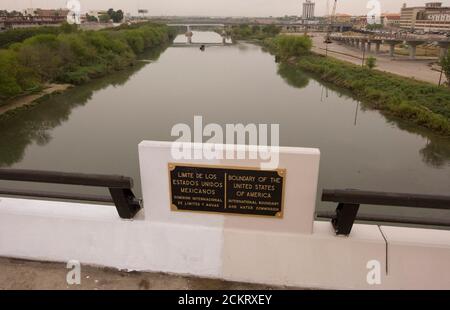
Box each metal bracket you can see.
[332,203,360,236]
[109,188,142,219]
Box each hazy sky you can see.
[1,0,450,17]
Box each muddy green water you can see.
[1,32,449,221]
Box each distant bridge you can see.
[167,23,230,44]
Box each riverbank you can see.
[0,84,72,117]
[0,23,176,103]
[263,36,450,136]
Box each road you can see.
[308,33,447,85]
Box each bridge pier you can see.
[360,39,367,52]
[370,39,382,54]
[185,25,194,44]
[407,41,425,60]
[384,40,402,58]
[367,42,371,53]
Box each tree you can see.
[99,14,110,23]
[86,14,98,22]
[440,50,450,87]
[106,8,124,23]
[274,35,312,58]
[114,10,124,23]
[366,56,377,69]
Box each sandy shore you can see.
[0,83,72,116]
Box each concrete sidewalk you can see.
[308,33,447,85]
[0,257,299,290]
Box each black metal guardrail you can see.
[0,169,142,219]
[318,189,450,235]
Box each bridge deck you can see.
[0,257,294,290]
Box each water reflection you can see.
[275,62,450,169]
[0,47,166,168]
[277,63,309,89]
[0,37,448,205]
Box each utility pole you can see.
[362,43,366,67]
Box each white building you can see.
[302,0,315,20]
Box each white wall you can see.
[0,141,449,289]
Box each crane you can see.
[324,0,338,44]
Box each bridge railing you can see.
[0,169,142,219]
[317,189,450,235]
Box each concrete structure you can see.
[302,0,315,20]
[401,2,450,32]
[330,33,449,60]
[168,23,229,45]
[0,141,450,289]
[0,8,69,29]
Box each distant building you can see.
[334,13,352,23]
[400,2,450,32]
[22,8,69,18]
[302,0,315,20]
[0,8,69,29]
[382,13,401,27]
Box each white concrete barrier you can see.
[0,140,449,289]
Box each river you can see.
[0,31,449,221]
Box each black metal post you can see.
[362,45,366,67]
[331,203,360,235]
[109,188,142,219]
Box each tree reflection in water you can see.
[0,47,166,167]
[275,61,450,169]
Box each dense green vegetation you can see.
[0,23,175,104]
[263,35,312,59]
[296,55,450,135]
[264,35,450,135]
[441,50,450,87]
[0,23,77,48]
[228,24,281,40]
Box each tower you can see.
[302,0,315,20]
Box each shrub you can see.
[295,55,450,135]
[441,50,450,87]
[0,23,173,102]
[366,56,377,69]
[268,35,312,59]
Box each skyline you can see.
[1,0,450,17]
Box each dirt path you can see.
[0,84,72,116]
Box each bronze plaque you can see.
[168,163,285,217]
